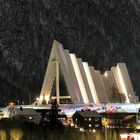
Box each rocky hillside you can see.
[0,0,140,105]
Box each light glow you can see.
[117,66,130,103]
[28,116,33,120]
[80,128,84,132]
[39,95,49,104]
[45,96,49,103]
[39,95,43,100]
[120,133,140,140]
[104,72,107,77]
[9,102,14,106]
[71,123,74,126]
[83,62,99,103]
[70,54,89,103]
[120,133,128,138]
[89,124,92,127]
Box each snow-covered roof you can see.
[14,108,40,116]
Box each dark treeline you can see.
[0,0,140,104]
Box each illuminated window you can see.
[89,124,92,127]
[89,118,91,121]
[85,118,87,121]
[28,116,32,120]
[76,118,77,121]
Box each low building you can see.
[10,107,41,124]
[73,110,102,130]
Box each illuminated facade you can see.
[39,40,137,104]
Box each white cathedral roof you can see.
[39,40,137,104]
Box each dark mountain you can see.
[0,0,140,104]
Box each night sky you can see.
[0,0,140,104]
